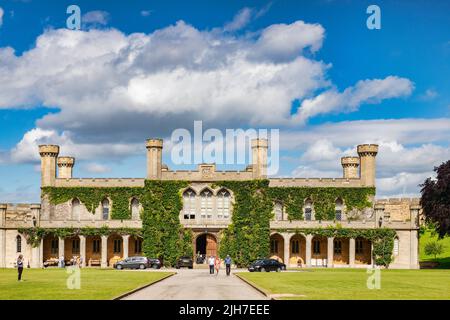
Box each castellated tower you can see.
[341,156,360,179]
[251,138,268,179]
[57,157,75,179]
[357,144,379,187]
[39,145,60,187]
[146,138,163,180]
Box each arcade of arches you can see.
[269,233,372,267]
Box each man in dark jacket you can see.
[224,255,232,276]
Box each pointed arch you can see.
[200,188,213,218]
[304,198,313,221]
[130,197,140,220]
[72,198,81,221]
[216,188,231,218]
[335,197,344,221]
[273,201,284,221]
[16,235,22,253]
[182,188,197,219]
[102,198,110,220]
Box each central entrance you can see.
[195,233,218,258]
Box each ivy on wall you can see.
[216,180,274,267]
[274,227,396,267]
[140,180,191,267]
[268,187,375,221]
[42,186,144,219]
[18,226,142,248]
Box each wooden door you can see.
[206,234,217,257]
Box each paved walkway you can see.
[122,268,268,300]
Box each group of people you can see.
[207,254,232,276]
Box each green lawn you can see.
[419,230,450,268]
[238,269,450,300]
[0,268,173,300]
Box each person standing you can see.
[224,255,232,276]
[214,256,221,276]
[208,255,215,274]
[17,254,24,281]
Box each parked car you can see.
[114,256,161,270]
[248,259,286,272]
[176,256,193,269]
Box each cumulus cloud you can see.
[294,76,414,124]
[140,10,152,17]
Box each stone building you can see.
[0,138,420,269]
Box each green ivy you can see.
[42,186,145,219]
[140,180,191,267]
[268,187,375,221]
[216,180,273,267]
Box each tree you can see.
[424,241,445,260]
[420,160,450,238]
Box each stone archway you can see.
[195,233,218,258]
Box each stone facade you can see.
[0,138,420,269]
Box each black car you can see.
[248,259,286,272]
[176,256,193,269]
[114,256,161,270]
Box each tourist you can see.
[17,254,24,281]
[208,255,215,274]
[224,255,232,276]
[215,256,221,275]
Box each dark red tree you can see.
[420,160,450,238]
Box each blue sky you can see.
[0,0,449,202]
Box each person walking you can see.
[208,255,215,274]
[214,256,221,276]
[224,255,232,276]
[17,254,24,281]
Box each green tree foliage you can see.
[424,241,445,260]
[421,160,450,238]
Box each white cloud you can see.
[224,7,253,32]
[83,162,111,174]
[0,7,4,27]
[294,76,414,124]
[418,88,438,101]
[82,10,110,26]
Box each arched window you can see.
[334,239,342,254]
[16,235,22,253]
[131,198,140,220]
[217,189,231,219]
[102,199,110,220]
[393,237,399,256]
[183,188,196,220]
[335,198,344,221]
[304,198,313,221]
[72,198,81,221]
[200,189,213,218]
[274,202,283,221]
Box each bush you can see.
[424,241,445,260]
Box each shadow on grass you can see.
[420,257,450,269]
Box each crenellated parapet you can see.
[341,156,360,179]
[39,145,60,187]
[146,138,163,180]
[57,157,75,179]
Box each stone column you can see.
[31,238,42,268]
[305,234,312,268]
[122,235,130,259]
[282,233,290,266]
[101,235,108,268]
[58,237,65,259]
[327,237,334,268]
[39,238,44,268]
[79,235,86,268]
[0,204,6,268]
[349,238,355,267]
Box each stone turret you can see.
[357,144,378,187]
[146,138,163,180]
[341,156,360,179]
[57,157,75,179]
[251,138,268,179]
[39,145,60,187]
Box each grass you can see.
[238,269,450,300]
[419,230,450,268]
[0,268,173,300]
